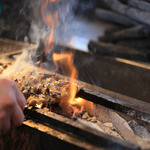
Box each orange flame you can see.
[53,52,78,104]
[41,0,58,54]
[41,0,93,116]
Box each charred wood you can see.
[101,0,150,25]
[104,26,125,36]
[116,39,150,51]
[99,25,150,42]
[76,88,150,124]
[95,8,138,27]
[88,40,148,61]
[126,0,150,12]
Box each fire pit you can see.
[0,38,149,149]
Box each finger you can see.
[1,118,11,135]
[13,84,26,110]
[11,104,24,127]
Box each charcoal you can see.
[95,8,138,26]
[99,25,150,42]
[116,39,150,50]
[88,40,148,61]
[101,0,150,25]
[127,0,150,12]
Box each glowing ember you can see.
[75,97,83,103]
[36,103,43,109]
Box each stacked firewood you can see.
[89,0,150,62]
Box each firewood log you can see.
[95,8,138,27]
[101,0,150,25]
[99,25,150,42]
[88,40,149,61]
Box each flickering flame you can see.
[41,0,93,116]
[41,0,78,105]
[75,97,83,103]
[41,0,58,54]
[53,52,78,105]
[36,103,43,109]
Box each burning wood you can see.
[8,70,91,118]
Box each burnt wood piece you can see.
[127,0,150,12]
[76,88,150,124]
[99,25,150,42]
[101,0,150,25]
[23,107,139,150]
[95,8,138,26]
[88,40,148,61]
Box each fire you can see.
[41,0,93,117]
[53,52,78,105]
[41,0,58,54]
[41,0,78,105]
[75,97,83,103]
[36,103,43,109]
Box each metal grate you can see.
[0,38,37,57]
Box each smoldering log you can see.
[127,0,150,12]
[95,8,138,27]
[88,40,148,61]
[99,25,150,42]
[101,0,150,25]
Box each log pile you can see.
[89,0,150,61]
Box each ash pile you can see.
[88,0,150,62]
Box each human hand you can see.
[0,77,26,135]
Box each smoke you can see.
[29,0,77,45]
[2,48,38,77]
